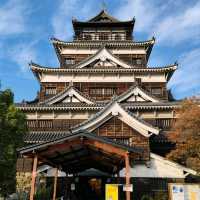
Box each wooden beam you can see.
[125,152,131,200]
[50,148,84,161]
[84,140,127,157]
[39,139,82,156]
[29,154,38,200]
[52,167,58,200]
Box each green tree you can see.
[167,98,200,173]
[0,89,26,197]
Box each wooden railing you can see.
[146,118,176,130]
[27,119,84,131]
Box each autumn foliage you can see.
[167,98,200,173]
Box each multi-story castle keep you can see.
[16,10,196,200]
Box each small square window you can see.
[151,88,162,95]
[65,58,75,65]
[136,59,142,65]
[45,87,56,95]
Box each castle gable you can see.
[118,85,160,103]
[75,46,132,69]
[88,10,119,23]
[40,85,95,105]
[72,101,160,137]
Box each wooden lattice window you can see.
[136,59,142,65]
[89,88,116,96]
[99,33,109,40]
[65,58,75,65]
[151,87,162,95]
[84,34,92,40]
[45,87,56,95]
[114,138,130,145]
[115,34,122,40]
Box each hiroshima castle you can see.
[16,9,197,200]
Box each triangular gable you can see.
[93,58,119,68]
[72,101,159,137]
[75,47,132,69]
[118,85,160,103]
[88,10,119,23]
[40,86,95,105]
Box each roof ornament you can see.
[72,16,77,22]
[69,81,74,87]
[111,94,118,102]
[101,0,107,11]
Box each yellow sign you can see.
[190,192,196,200]
[105,184,118,200]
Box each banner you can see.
[169,183,200,200]
[105,184,118,200]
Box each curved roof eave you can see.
[30,62,177,74]
[50,37,155,47]
[72,101,160,137]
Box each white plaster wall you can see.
[140,112,174,119]
[61,48,146,55]
[41,73,166,83]
[119,156,185,178]
[26,111,89,120]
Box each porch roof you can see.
[18,131,143,173]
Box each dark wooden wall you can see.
[93,117,150,161]
[39,82,168,102]
[27,119,84,132]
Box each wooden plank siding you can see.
[145,118,176,130]
[26,118,175,132]
[26,119,84,131]
[93,117,150,160]
[39,82,168,102]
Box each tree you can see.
[0,89,26,197]
[167,98,200,173]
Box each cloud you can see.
[168,48,200,98]
[115,0,159,33]
[52,0,99,40]
[155,1,200,44]
[8,41,38,74]
[115,0,200,45]
[0,0,30,36]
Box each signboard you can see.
[169,183,200,200]
[71,183,75,191]
[105,184,118,200]
[123,184,133,192]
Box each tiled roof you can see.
[72,100,160,136]
[20,131,144,154]
[79,10,121,23]
[24,131,70,143]
[16,101,181,111]
[16,102,104,111]
[51,37,155,47]
[30,62,177,73]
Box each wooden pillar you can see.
[125,152,131,200]
[52,167,58,200]
[30,154,38,200]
